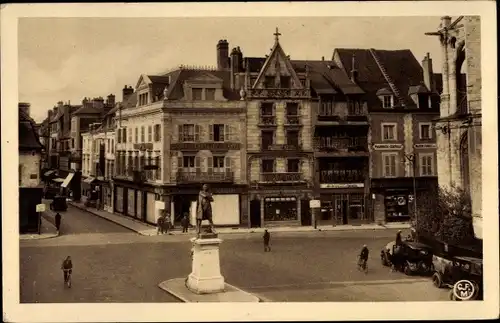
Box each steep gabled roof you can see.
[19,110,43,151]
[334,48,428,109]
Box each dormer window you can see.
[206,88,216,101]
[280,75,291,88]
[192,88,203,100]
[382,95,393,109]
[138,92,149,106]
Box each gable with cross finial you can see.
[251,28,303,89]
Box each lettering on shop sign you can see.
[133,143,153,151]
[373,144,403,150]
[320,183,364,189]
[170,142,241,151]
[414,143,437,149]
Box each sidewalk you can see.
[68,201,411,236]
[20,216,59,240]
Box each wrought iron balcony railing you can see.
[314,137,368,151]
[285,115,301,125]
[262,143,301,151]
[260,172,303,182]
[320,170,365,184]
[258,115,276,126]
[248,88,311,99]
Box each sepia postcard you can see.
[2,1,498,322]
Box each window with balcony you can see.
[128,128,132,143]
[122,127,127,143]
[210,124,227,142]
[260,102,275,125]
[154,124,161,142]
[212,156,225,173]
[286,102,298,116]
[141,126,145,143]
[261,159,275,173]
[383,153,398,177]
[192,88,203,100]
[155,156,161,180]
[128,155,133,175]
[179,124,199,142]
[148,125,152,142]
[264,76,275,88]
[134,127,138,143]
[287,159,300,173]
[420,153,434,176]
[206,88,216,101]
[261,130,274,150]
[286,130,299,148]
[419,123,431,140]
[382,124,397,141]
[280,75,291,88]
[181,155,197,172]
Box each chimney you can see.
[350,54,358,83]
[230,47,243,89]
[107,94,116,106]
[93,97,104,110]
[422,52,434,92]
[48,109,53,120]
[123,85,133,102]
[52,107,57,115]
[19,102,31,116]
[217,39,229,71]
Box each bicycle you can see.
[357,257,368,273]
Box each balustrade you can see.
[259,115,276,126]
[285,115,301,125]
[315,137,367,151]
[176,170,234,183]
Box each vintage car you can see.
[380,240,434,276]
[50,195,68,212]
[432,255,483,301]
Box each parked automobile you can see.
[50,195,68,212]
[381,240,434,276]
[432,255,483,300]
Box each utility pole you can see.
[404,153,418,229]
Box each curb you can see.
[68,202,411,236]
[68,202,150,235]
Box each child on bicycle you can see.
[61,256,73,287]
[358,244,369,272]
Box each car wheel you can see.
[381,254,388,266]
[403,263,412,276]
[432,272,443,288]
[449,289,456,301]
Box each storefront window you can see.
[348,194,365,220]
[264,197,297,221]
[384,193,410,222]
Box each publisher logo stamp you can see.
[453,280,475,301]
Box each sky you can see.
[18,16,445,122]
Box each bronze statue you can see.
[196,184,216,237]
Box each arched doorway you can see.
[460,131,470,195]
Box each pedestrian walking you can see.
[55,212,61,233]
[164,212,172,234]
[358,244,369,273]
[157,213,165,235]
[263,229,271,252]
[61,256,73,288]
[181,213,189,233]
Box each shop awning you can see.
[61,172,75,188]
[44,170,56,177]
[52,178,65,183]
[83,176,96,184]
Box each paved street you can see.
[20,206,450,303]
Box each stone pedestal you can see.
[186,236,225,294]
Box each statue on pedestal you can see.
[196,184,216,237]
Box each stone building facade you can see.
[426,16,482,239]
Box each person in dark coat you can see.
[181,213,189,233]
[263,229,271,252]
[395,230,403,245]
[55,212,62,232]
[358,244,369,272]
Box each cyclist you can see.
[358,244,369,273]
[61,256,73,287]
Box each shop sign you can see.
[265,197,296,202]
[414,143,437,149]
[320,183,364,189]
[309,199,321,209]
[373,143,403,150]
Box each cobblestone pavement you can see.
[20,230,450,303]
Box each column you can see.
[260,198,265,228]
[240,193,249,227]
[297,197,302,224]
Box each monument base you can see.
[159,278,261,302]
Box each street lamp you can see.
[403,153,418,230]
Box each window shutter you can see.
[391,155,396,176]
[178,125,183,142]
[195,125,201,142]
[117,129,121,143]
[177,156,183,170]
[209,124,214,141]
[225,156,231,173]
[231,125,239,141]
[207,156,213,174]
[195,156,201,173]
[224,124,230,142]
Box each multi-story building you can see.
[114,66,247,226]
[219,31,315,228]
[72,95,115,200]
[425,16,482,239]
[37,115,50,171]
[331,48,441,225]
[19,102,44,233]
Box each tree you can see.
[416,183,475,246]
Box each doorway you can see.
[334,195,349,225]
[301,199,311,226]
[174,194,197,224]
[250,200,261,228]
